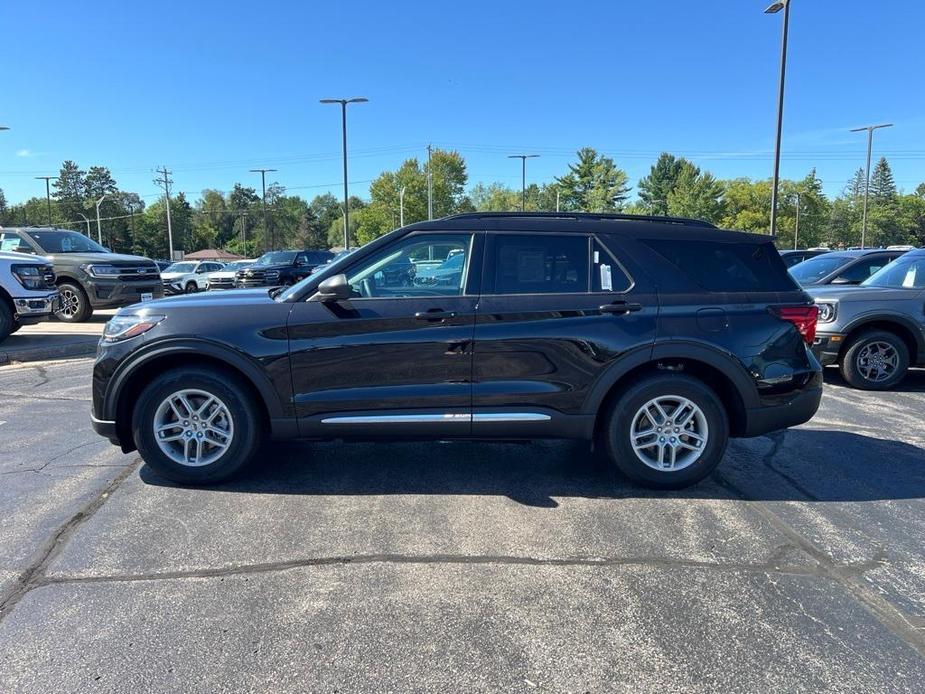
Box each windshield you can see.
[219,261,251,272]
[789,255,850,283]
[255,251,297,266]
[862,255,925,289]
[27,230,108,254]
[164,262,197,273]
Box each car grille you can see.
[237,268,269,287]
[113,264,161,282]
[209,276,235,289]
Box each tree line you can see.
[1,148,923,259]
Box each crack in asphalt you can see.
[0,460,140,622]
[0,391,91,402]
[0,441,112,475]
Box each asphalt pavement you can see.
[0,311,114,364]
[0,357,924,692]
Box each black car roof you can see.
[403,212,769,243]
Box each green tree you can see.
[844,167,866,199]
[52,160,86,225]
[868,157,896,201]
[326,196,366,248]
[720,178,772,233]
[638,153,687,215]
[665,162,725,223]
[555,147,630,212]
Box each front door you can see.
[287,231,480,438]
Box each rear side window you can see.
[642,239,795,292]
[491,234,588,294]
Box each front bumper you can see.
[87,279,164,308]
[13,291,60,322]
[90,412,120,446]
[811,331,846,366]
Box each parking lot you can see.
[0,354,922,692]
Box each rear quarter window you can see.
[642,239,796,292]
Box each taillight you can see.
[770,305,819,345]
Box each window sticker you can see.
[600,264,613,291]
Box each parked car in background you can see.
[206,260,254,290]
[779,248,829,268]
[154,260,172,272]
[0,248,59,342]
[161,260,225,295]
[235,250,334,288]
[788,248,906,287]
[0,228,162,322]
[91,212,821,490]
[809,249,925,390]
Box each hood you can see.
[42,251,155,264]
[160,271,189,281]
[242,263,291,273]
[807,285,912,303]
[208,269,237,278]
[0,250,52,263]
[121,288,277,313]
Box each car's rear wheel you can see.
[839,330,909,390]
[184,281,198,294]
[55,282,93,322]
[602,374,729,489]
[132,367,264,484]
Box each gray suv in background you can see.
[809,249,925,389]
[0,228,163,322]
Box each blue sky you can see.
[1,0,923,207]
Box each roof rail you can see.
[442,211,717,228]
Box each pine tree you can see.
[665,162,725,223]
[555,148,630,212]
[868,157,896,201]
[844,167,866,200]
[52,160,87,225]
[638,153,686,215]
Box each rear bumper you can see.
[811,332,845,367]
[743,381,823,437]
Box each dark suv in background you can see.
[788,248,906,287]
[236,249,334,288]
[91,213,822,490]
[0,228,162,322]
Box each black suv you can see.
[236,250,334,288]
[91,213,822,489]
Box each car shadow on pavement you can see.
[139,429,925,507]
[823,365,925,393]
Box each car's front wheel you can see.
[184,281,198,294]
[839,330,909,390]
[56,282,93,322]
[602,373,729,489]
[132,367,264,484]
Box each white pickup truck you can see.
[0,249,60,343]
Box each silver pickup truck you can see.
[0,249,60,343]
[809,249,925,390]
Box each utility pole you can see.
[238,210,249,252]
[508,154,540,211]
[249,168,277,252]
[78,213,91,237]
[128,202,136,241]
[95,195,107,244]
[154,166,174,260]
[399,186,406,227]
[427,144,434,220]
[35,176,54,225]
[794,192,801,250]
[850,123,893,249]
[765,0,791,237]
[556,188,560,213]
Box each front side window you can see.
[490,234,589,295]
[836,258,888,283]
[346,233,472,298]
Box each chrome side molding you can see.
[320,412,551,425]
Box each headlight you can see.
[102,314,165,343]
[81,264,121,278]
[10,264,45,290]
[816,302,837,323]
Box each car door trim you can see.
[320,412,550,424]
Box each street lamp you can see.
[320,97,368,249]
[850,123,893,249]
[399,186,406,227]
[765,0,791,237]
[95,195,107,245]
[77,213,91,237]
[508,154,540,211]
[249,168,277,252]
[35,176,55,225]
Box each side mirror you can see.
[830,276,852,285]
[310,273,351,302]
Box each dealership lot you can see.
[0,357,924,691]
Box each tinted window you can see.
[491,234,589,294]
[863,255,925,289]
[643,239,795,292]
[255,251,298,266]
[346,233,472,298]
[25,230,107,253]
[592,239,632,292]
[0,232,31,253]
[305,251,334,264]
[836,257,889,283]
[789,254,850,283]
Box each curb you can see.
[0,340,98,366]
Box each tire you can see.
[132,367,265,484]
[9,321,22,334]
[602,373,729,489]
[0,301,14,343]
[184,281,198,294]
[839,330,909,390]
[55,282,93,322]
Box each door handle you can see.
[599,301,643,315]
[414,309,457,321]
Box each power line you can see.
[154,166,174,260]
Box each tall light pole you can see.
[556,188,561,213]
[35,176,55,225]
[399,186,406,227]
[78,213,91,237]
[320,97,368,249]
[95,195,107,244]
[508,154,540,211]
[249,168,277,252]
[765,0,791,237]
[850,123,893,249]
[793,191,801,249]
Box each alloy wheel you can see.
[629,395,709,471]
[58,287,80,318]
[152,388,234,467]
[856,341,899,383]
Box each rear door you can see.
[471,231,658,435]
